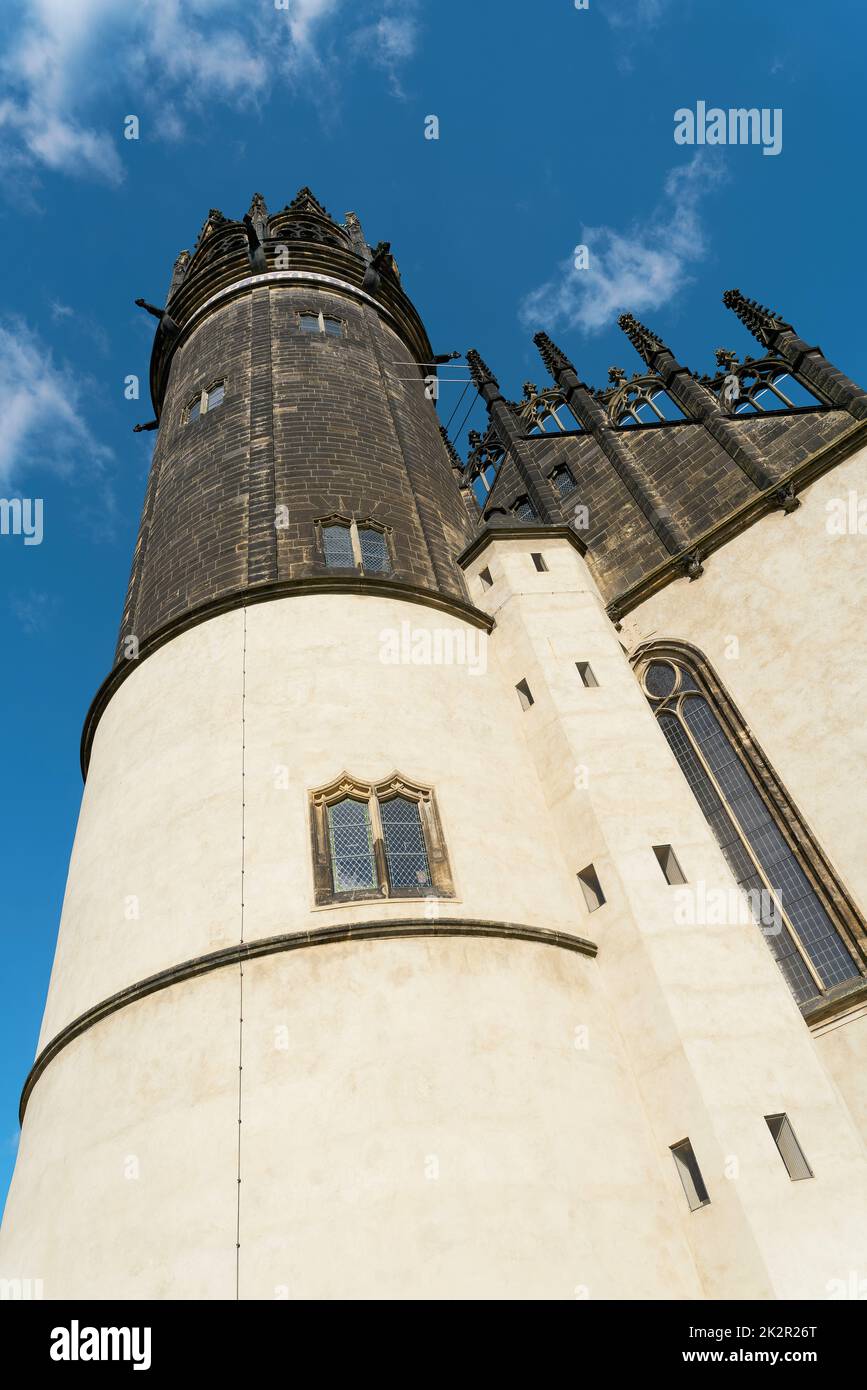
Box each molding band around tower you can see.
[18,919,598,1124]
[81,577,494,780]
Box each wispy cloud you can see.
[0,1,419,188]
[519,155,727,335]
[9,590,57,633]
[604,0,675,29]
[0,317,114,490]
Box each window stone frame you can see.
[314,514,393,574]
[310,771,455,906]
[183,378,226,424]
[632,638,867,1011]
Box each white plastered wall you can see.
[618,448,867,1152]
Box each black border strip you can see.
[19,917,597,1124]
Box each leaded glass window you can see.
[327,798,376,891]
[358,526,390,574]
[310,775,454,904]
[550,464,577,498]
[322,523,355,568]
[638,653,863,1008]
[512,496,537,522]
[379,796,432,889]
[318,518,391,573]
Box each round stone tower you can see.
[5,189,867,1302]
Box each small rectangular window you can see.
[187,397,201,423]
[671,1139,710,1211]
[653,844,687,885]
[575,661,598,687]
[577,864,605,913]
[300,313,320,333]
[531,553,548,572]
[205,381,225,411]
[515,678,534,711]
[323,316,342,337]
[478,567,493,590]
[765,1114,813,1181]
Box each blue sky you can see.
[1,0,865,1210]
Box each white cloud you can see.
[0,317,113,490]
[519,155,726,335]
[0,1,418,186]
[604,0,675,29]
[9,590,56,633]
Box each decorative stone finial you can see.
[723,289,793,346]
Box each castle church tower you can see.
[3,190,867,1300]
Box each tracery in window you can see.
[636,646,865,1009]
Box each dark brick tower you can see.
[117,188,475,663]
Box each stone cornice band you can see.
[19,919,598,1124]
[81,577,494,780]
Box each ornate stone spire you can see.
[722,289,793,347]
[466,349,501,395]
[246,192,269,240]
[617,313,670,366]
[288,186,331,218]
[533,331,575,378]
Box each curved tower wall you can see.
[3,192,867,1300]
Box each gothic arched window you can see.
[635,644,866,1010]
[310,774,454,905]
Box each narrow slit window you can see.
[765,1114,813,1181]
[478,567,493,590]
[577,864,605,913]
[516,678,534,711]
[531,553,548,572]
[576,661,599,688]
[671,1139,710,1210]
[653,844,688,885]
